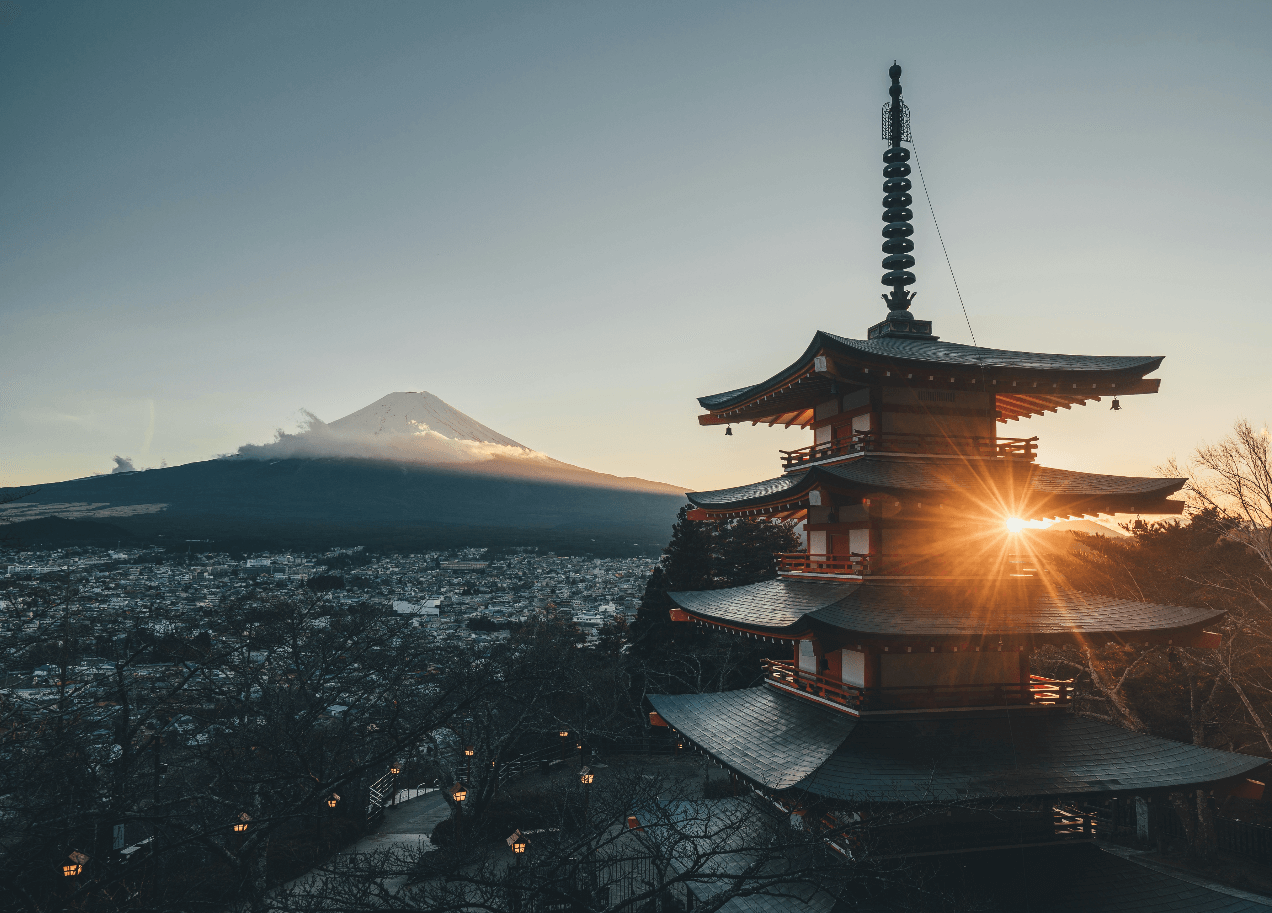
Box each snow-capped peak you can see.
[328,392,528,449]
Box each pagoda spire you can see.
[868,62,934,340]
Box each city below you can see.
[2,544,648,693]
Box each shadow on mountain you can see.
[0,457,687,555]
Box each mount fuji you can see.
[1,393,687,552]
[331,391,528,447]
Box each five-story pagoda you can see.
[647,63,1267,861]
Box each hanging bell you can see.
[725,425,733,436]
[1110,398,1121,411]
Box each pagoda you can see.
[647,64,1268,870]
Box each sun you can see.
[1005,517,1052,533]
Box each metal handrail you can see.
[780,431,1038,470]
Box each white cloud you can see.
[234,410,552,466]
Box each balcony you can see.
[778,552,1042,580]
[780,431,1038,471]
[778,553,871,577]
[760,659,1073,714]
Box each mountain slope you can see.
[2,392,687,548]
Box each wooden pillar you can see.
[1136,795,1168,852]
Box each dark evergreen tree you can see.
[716,517,801,587]
[628,506,716,658]
[629,507,800,695]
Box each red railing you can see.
[761,660,1073,713]
[761,659,863,711]
[778,553,871,576]
[780,431,1038,470]
[1029,674,1074,705]
[778,552,1042,579]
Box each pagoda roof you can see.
[668,578,1223,644]
[647,687,1267,802]
[698,331,1163,426]
[686,455,1185,519]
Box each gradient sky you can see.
[3,1,1270,496]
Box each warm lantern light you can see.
[576,743,582,751]
[507,829,527,855]
[580,766,594,785]
[233,813,251,832]
[559,730,569,738]
[449,782,467,803]
[63,864,81,877]
[327,793,340,808]
[464,746,474,757]
[390,765,401,775]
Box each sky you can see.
[3,0,1271,495]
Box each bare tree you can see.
[1170,418,1272,568]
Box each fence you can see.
[1160,805,1272,865]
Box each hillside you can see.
[0,393,687,552]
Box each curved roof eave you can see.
[686,459,1186,511]
[698,330,1164,413]
[648,687,1267,801]
[668,578,1225,640]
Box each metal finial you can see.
[880,62,915,316]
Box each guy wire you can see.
[911,139,977,347]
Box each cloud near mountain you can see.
[230,391,684,495]
[235,408,550,466]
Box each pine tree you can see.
[628,506,715,658]
[716,518,801,587]
[629,508,799,662]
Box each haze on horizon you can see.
[2,1,1270,494]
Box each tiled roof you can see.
[647,688,856,789]
[650,688,1268,801]
[670,578,860,630]
[687,473,807,507]
[698,331,1163,411]
[799,708,1266,800]
[821,333,1162,373]
[668,578,1223,638]
[1031,466,1183,495]
[819,457,1001,492]
[685,456,1184,509]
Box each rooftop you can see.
[648,687,1267,802]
